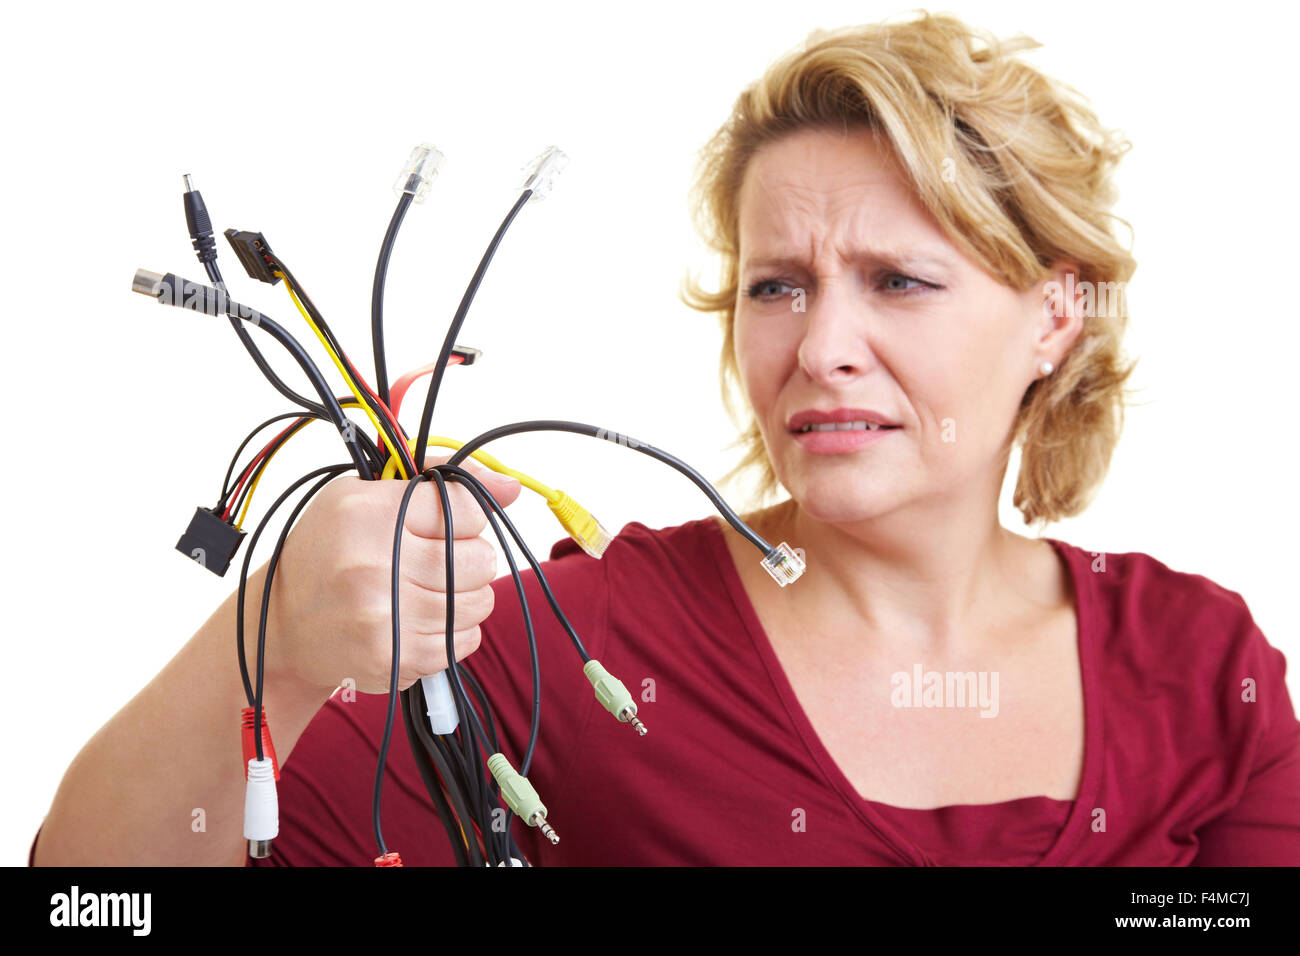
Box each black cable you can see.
[203,258,225,291]
[419,702,488,863]
[423,467,513,863]
[412,190,532,472]
[450,664,508,865]
[222,418,312,515]
[146,273,375,479]
[270,258,418,478]
[408,682,486,867]
[459,663,501,756]
[386,472,516,866]
[372,191,414,410]
[374,470,430,856]
[185,190,328,417]
[218,399,382,507]
[252,469,344,762]
[442,462,590,663]
[398,687,469,867]
[421,468,500,757]
[224,411,386,525]
[437,465,542,773]
[398,461,569,865]
[446,419,774,553]
[234,464,350,718]
[221,411,323,505]
[366,463,492,865]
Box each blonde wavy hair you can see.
[680,11,1138,526]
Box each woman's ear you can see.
[1036,259,1086,361]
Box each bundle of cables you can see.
[131,145,808,867]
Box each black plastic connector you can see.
[176,506,246,576]
[223,230,282,285]
[450,346,482,366]
[183,176,218,265]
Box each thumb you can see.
[438,453,522,505]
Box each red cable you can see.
[221,419,307,521]
[390,356,462,420]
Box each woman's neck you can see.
[748,497,1052,656]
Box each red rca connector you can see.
[241,707,280,780]
[375,851,403,866]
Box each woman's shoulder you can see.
[1046,537,1283,681]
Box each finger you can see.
[428,455,525,512]
[445,456,524,509]
[399,532,499,594]
[400,457,522,540]
[398,577,496,630]
[400,625,484,680]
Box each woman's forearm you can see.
[33,561,334,866]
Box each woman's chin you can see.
[784,479,896,526]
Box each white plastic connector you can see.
[760,542,806,587]
[421,672,460,735]
[243,757,279,858]
[394,143,445,203]
[519,145,568,200]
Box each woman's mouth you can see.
[790,420,901,453]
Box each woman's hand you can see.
[261,455,523,698]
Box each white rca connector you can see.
[244,756,279,859]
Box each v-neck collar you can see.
[700,516,1104,866]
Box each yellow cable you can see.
[275,271,410,480]
[385,437,614,558]
[381,436,557,500]
[235,399,365,529]
[241,426,613,558]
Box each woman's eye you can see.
[746,279,794,300]
[881,273,929,293]
[746,273,935,302]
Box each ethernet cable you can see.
[374,144,444,409]
[412,146,568,472]
[446,419,807,585]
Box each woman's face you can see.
[733,125,1065,528]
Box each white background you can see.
[2,0,1297,865]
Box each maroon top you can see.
[33,516,1297,865]
[233,516,1300,866]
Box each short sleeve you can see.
[1192,609,1300,865]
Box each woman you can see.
[33,12,1299,866]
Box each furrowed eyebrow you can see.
[741,249,953,276]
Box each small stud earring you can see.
[1039,360,1054,376]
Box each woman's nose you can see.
[795,281,876,385]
